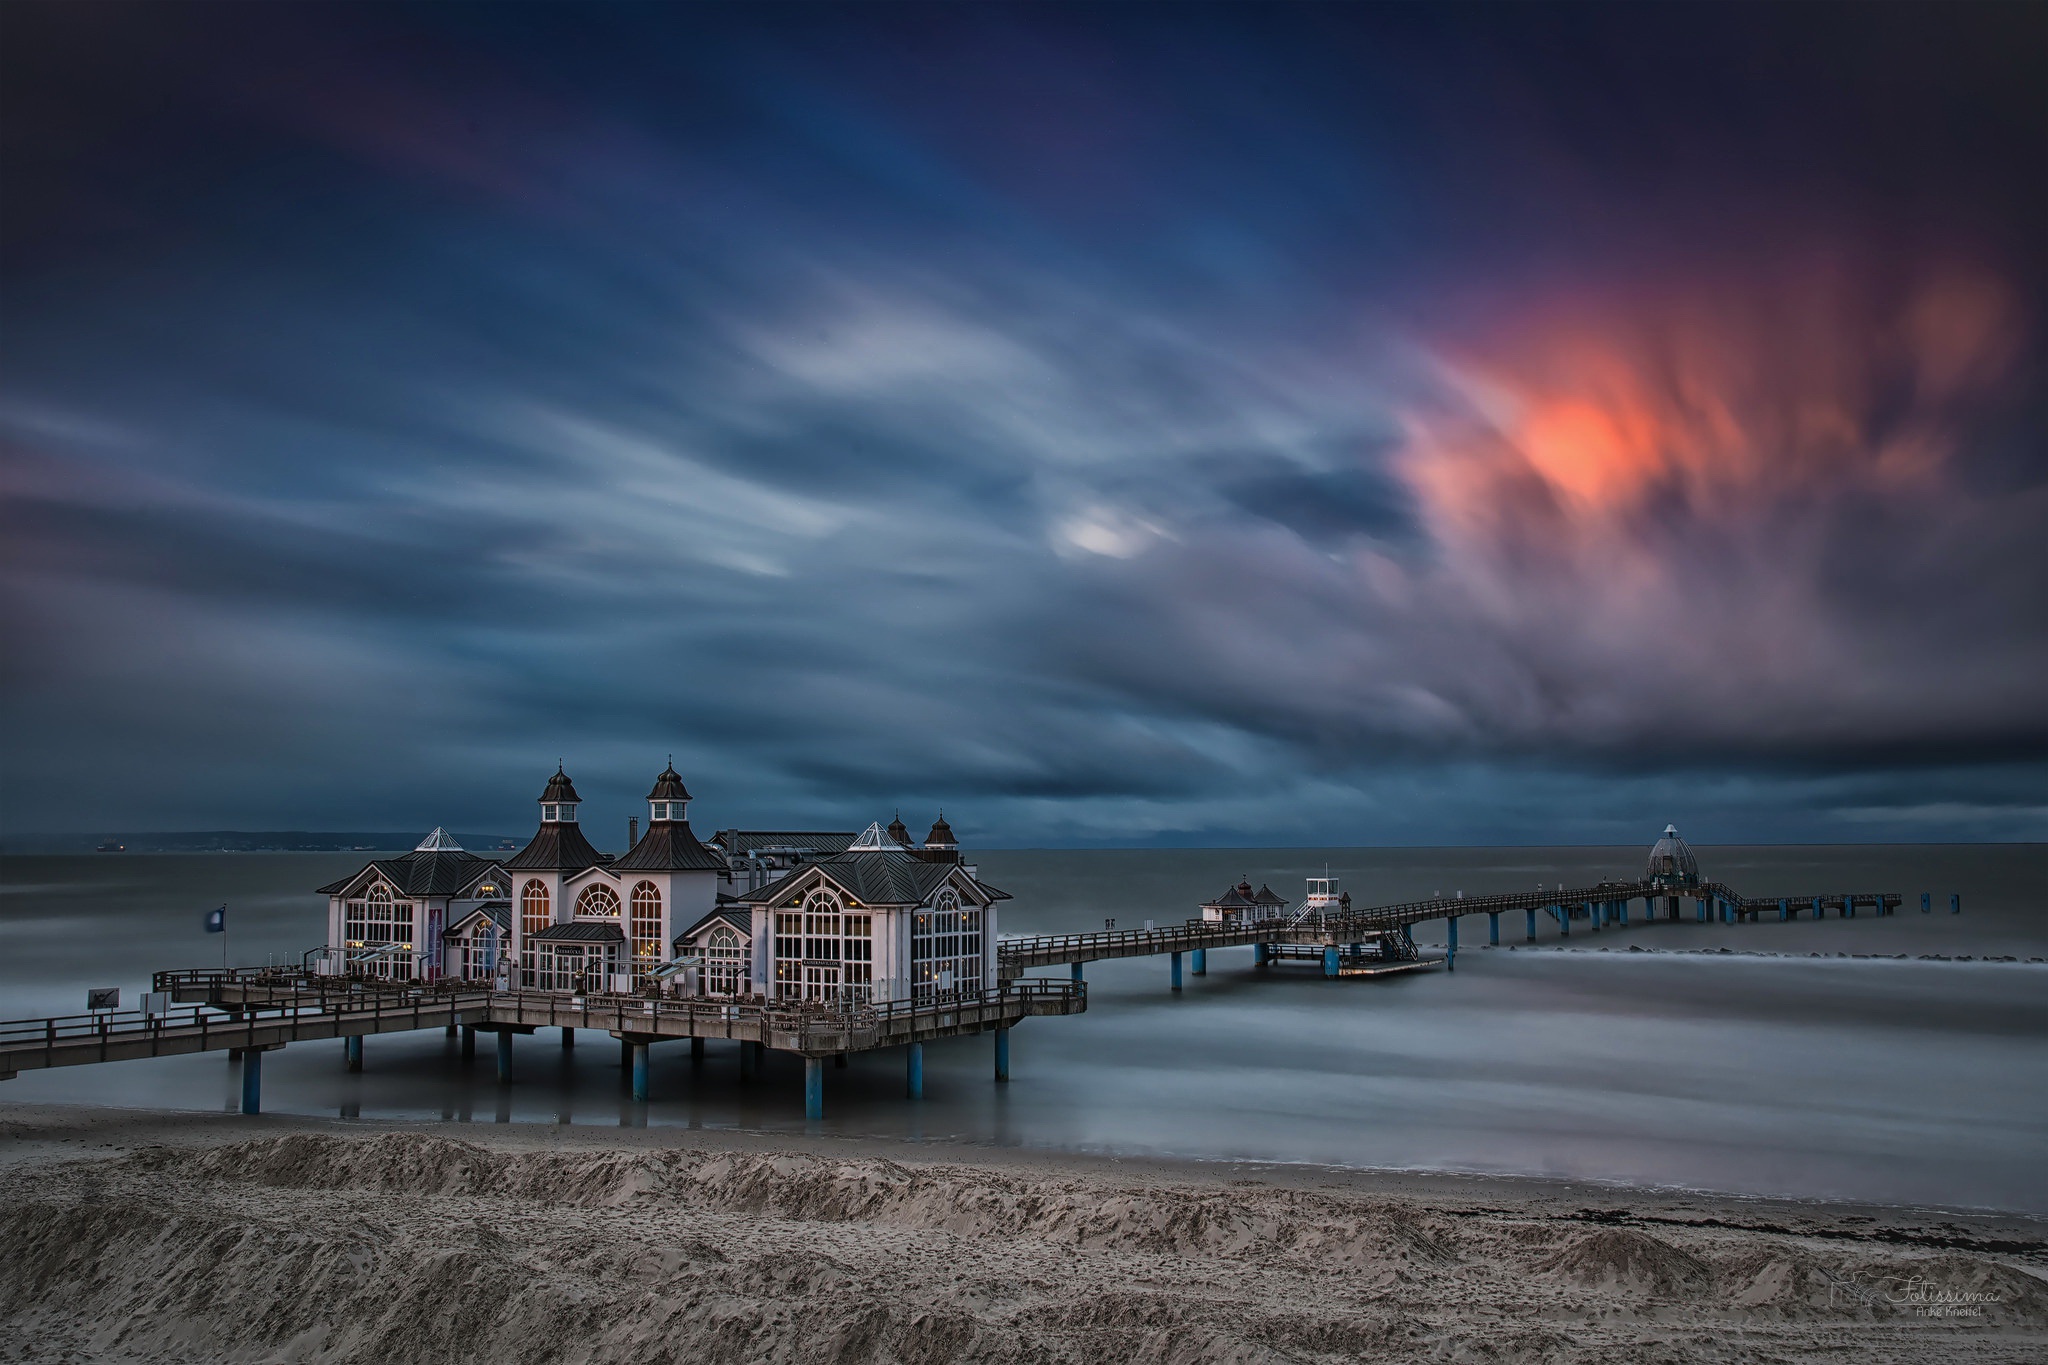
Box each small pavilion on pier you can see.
[1200,879,1292,923]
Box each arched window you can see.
[705,926,745,995]
[576,883,621,918]
[912,887,979,1003]
[521,881,551,937]
[629,881,662,975]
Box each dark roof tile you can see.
[611,819,725,872]
[503,821,605,872]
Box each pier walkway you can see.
[998,879,1906,981]
[0,973,1083,1120]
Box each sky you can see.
[2,2,2043,847]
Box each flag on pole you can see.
[204,905,226,933]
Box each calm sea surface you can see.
[2,845,2043,1211]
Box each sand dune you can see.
[0,1106,2042,1363]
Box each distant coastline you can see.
[0,833,521,855]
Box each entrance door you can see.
[802,964,840,1003]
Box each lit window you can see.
[629,882,661,979]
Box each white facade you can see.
[320,776,1000,1004]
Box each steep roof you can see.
[611,819,726,872]
[1253,884,1289,906]
[444,901,510,937]
[316,847,500,898]
[503,821,606,873]
[675,906,751,944]
[736,851,1009,907]
[924,814,957,847]
[1203,885,1257,909]
[646,764,692,803]
[540,766,581,804]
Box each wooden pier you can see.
[0,973,1083,1119]
[0,871,1914,1121]
[997,877,1906,981]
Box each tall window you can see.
[576,884,621,918]
[461,924,500,979]
[773,910,803,995]
[767,888,876,1003]
[704,926,745,995]
[911,888,981,1003]
[629,882,662,980]
[521,881,551,936]
[842,913,873,1002]
[344,882,414,979]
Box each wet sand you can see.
[1,1104,2043,1363]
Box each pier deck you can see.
[997,879,1904,975]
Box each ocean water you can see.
[1,845,2043,1212]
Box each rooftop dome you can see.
[646,763,692,803]
[887,812,911,844]
[925,814,957,848]
[1645,823,1700,887]
[540,766,581,804]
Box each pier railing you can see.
[998,880,1904,969]
[0,989,495,1076]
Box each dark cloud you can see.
[0,2,2041,843]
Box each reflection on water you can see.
[1,846,2043,1210]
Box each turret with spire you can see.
[504,766,604,872]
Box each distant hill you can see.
[0,832,524,854]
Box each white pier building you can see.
[319,765,1006,1006]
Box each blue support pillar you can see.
[804,1056,823,1120]
[1846,895,1855,919]
[906,1043,923,1100]
[240,1049,263,1115]
[1587,900,1600,930]
[631,1042,649,1102]
[496,1029,513,1083]
[1322,945,1340,977]
[1526,908,1537,942]
[1489,912,1500,946]
[1191,948,1206,976]
[1779,898,1788,922]
[1253,943,1269,967]
[1170,952,1183,991]
[1951,893,1961,914]
[994,1027,1010,1082]
[1071,961,1084,982]
[1445,916,1457,971]
[1557,904,1569,938]
[344,1034,362,1073]
[1921,892,1930,914]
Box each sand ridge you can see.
[0,1106,2043,1363]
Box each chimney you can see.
[628,816,639,847]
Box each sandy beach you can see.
[0,1105,2041,1364]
